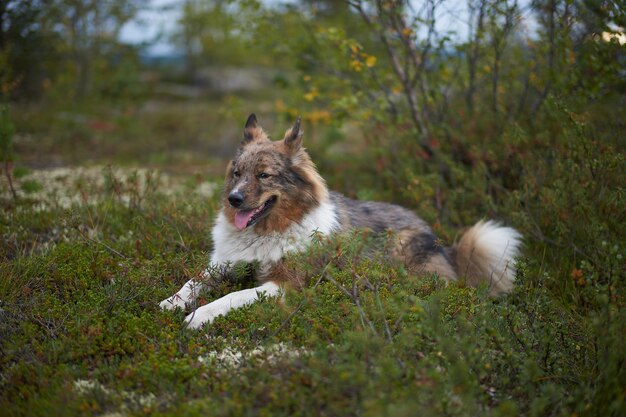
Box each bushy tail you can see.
[453,220,522,296]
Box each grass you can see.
[0,96,624,417]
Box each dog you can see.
[159,114,521,329]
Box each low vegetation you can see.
[1,96,624,416]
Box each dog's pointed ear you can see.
[243,113,259,143]
[283,117,303,153]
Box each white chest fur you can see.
[210,200,339,267]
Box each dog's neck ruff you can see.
[210,199,339,266]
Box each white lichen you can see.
[198,342,308,369]
[73,379,161,417]
[1,165,217,211]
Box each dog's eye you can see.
[233,170,240,178]
[257,173,270,179]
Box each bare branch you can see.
[348,0,433,156]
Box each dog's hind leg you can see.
[393,228,457,282]
[411,253,457,282]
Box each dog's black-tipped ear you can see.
[243,113,258,143]
[283,117,303,152]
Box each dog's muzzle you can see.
[228,191,244,208]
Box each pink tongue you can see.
[234,209,258,230]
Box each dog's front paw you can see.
[184,303,230,329]
[159,294,187,311]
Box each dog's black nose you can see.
[228,191,244,208]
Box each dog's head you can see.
[223,114,328,234]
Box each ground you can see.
[0,99,624,417]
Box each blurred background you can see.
[1,0,624,220]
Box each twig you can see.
[76,226,128,259]
[357,274,393,343]
[4,160,17,201]
[350,276,379,336]
[268,256,336,340]
[326,270,379,336]
[349,0,432,155]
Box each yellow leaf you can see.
[275,99,285,112]
[350,60,363,72]
[306,110,331,124]
[365,55,377,68]
[303,87,319,102]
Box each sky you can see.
[120,0,293,55]
[119,0,537,56]
[119,0,181,55]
